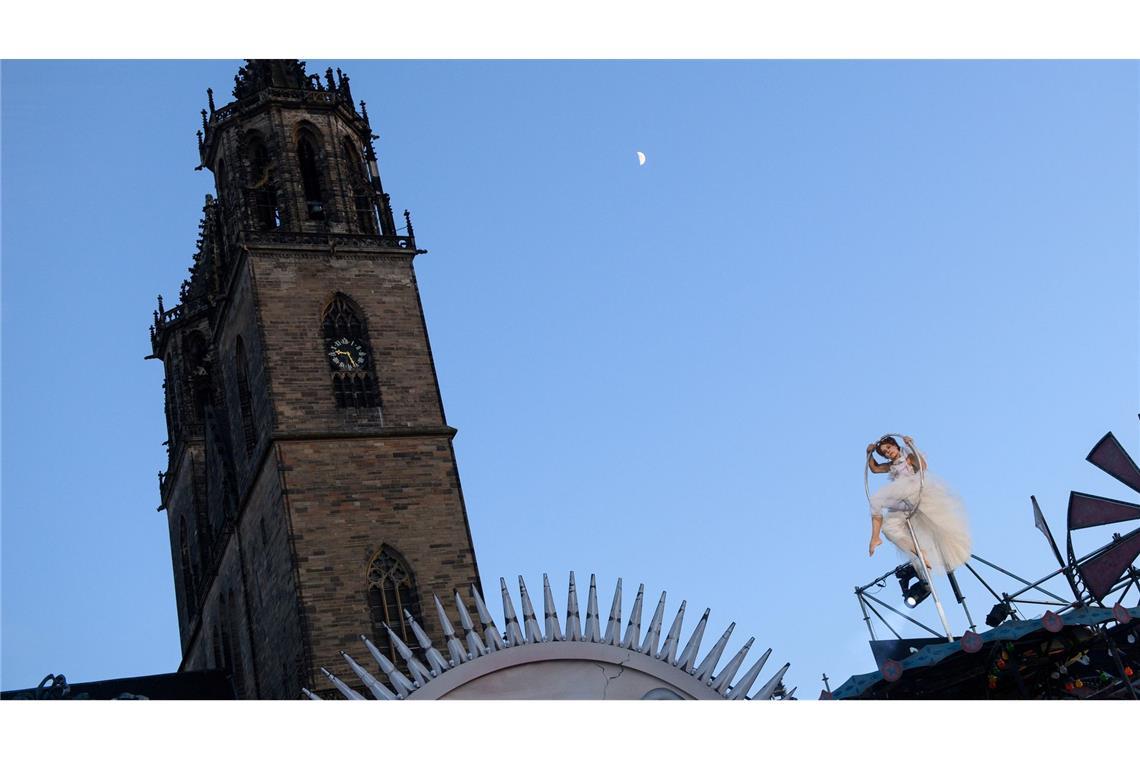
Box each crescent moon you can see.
[636,151,646,166]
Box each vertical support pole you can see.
[947,570,977,632]
[906,516,954,641]
[856,588,876,640]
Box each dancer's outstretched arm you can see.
[866,444,889,473]
[902,436,927,471]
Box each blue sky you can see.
[2,60,1137,695]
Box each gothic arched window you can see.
[342,138,376,234]
[321,294,381,409]
[246,135,279,230]
[297,132,326,221]
[366,546,424,665]
[183,331,209,429]
[215,159,227,203]
[180,517,197,618]
[235,336,256,454]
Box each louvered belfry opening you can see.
[297,133,325,220]
[367,547,424,666]
[321,294,381,409]
[246,136,279,230]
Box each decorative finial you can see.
[200,109,208,132]
[325,67,336,91]
[206,88,215,114]
[403,209,414,239]
[360,100,370,125]
[196,130,203,151]
[157,294,165,314]
[339,73,352,103]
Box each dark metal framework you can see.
[846,419,1140,699]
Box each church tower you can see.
[149,60,482,698]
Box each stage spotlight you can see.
[895,564,918,594]
[904,580,931,608]
[986,602,1012,628]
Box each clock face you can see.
[327,337,368,371]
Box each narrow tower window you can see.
[179,517,197,618]
[235,336,256,453]
[297,134,325,220]
[321,294,380,409]
[247,136,279,230]
[343,138,376,234]
[366,546,424,665]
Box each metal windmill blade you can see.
[1066,428,1140,603]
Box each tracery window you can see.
[366,546,424,665]
[321,294,381,409]
[235,336,256,454]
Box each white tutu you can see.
[870,472,971,573]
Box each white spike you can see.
[543,573,564,642]
[301,687,322,700]
[751,662,791,700]
[603,578,623,645]
[500,577,525,646]
[728,647,771,700]
[518,576,544,644]
[435,595,469,666]
[641,591,667,655]
[621,583,645,650]
[565,571,582,642]
[471,584,505,652]
[384,623,434,684]
[676,608,710,673]
[403,609,450,675]
[361,635,414,697]
[340,651,397,700]
[454,591,488,659]
[321,667,365,700]
[585,574,602,643]
[693,621,735,682]
[710,637,753,694]
[360,638,414,697]
[658,600,687,663]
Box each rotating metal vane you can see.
[1066,425,1140,603]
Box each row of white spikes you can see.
[304,571,790,701]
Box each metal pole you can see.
[947,571,976,632]
[906,516,953,641]
[968,554,1074,605]
[863,592,942,639]
[856,589,877,640]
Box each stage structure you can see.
[833,420,1140,699]
[306,572,792,700]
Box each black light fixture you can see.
[904,580,931,608]
[894,564,929,608]
[895,563,918,593]
[986,601,1012,628]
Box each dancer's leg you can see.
[882,513,932,569]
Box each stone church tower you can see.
[149,60,482,699]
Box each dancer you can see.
[866,435,971,573]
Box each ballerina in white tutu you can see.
[866,435,971,574]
